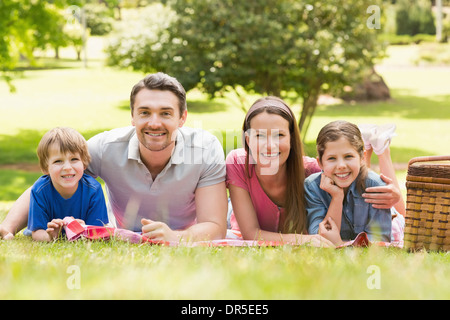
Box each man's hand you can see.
[362,173,401,209]
[141,218,180,242]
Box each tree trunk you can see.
[298,87,320,140]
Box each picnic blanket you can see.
[337,232,403,249]
[62,217,403,248]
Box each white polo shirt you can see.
[86,126,226,231]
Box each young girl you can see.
[226,96,333,246]
[305,120,393,245]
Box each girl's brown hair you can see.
[37,127,91,173]
[316,120,368,193]
[243,96,307,234]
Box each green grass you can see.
[1,43,450,300]
[0,229,449,300]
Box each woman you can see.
[225,96,402,246]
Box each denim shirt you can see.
[305,171,392,242]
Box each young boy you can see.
[27,127,108,242]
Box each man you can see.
[0,72,228,241]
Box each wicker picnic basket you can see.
[404,155,450,251]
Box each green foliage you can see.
[0,0,67,66]
[0,0,89,89]
[395,0,436,36]
[84,3,115,36]
[105,4,176,71]
[106,0,384,137]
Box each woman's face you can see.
[246,111,291,176]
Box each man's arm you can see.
[141,182,228,242]
[187,182,228,240]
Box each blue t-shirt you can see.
[305,170,392,242]
[28,174,108,232]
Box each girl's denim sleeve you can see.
[304,174,330,235]
[364,204,392,242]
[360,171,393,242]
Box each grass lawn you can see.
[1,232,449,300]
[1,42,449,300]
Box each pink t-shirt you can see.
[225,148,321,232]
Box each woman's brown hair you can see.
[243,96,307,234]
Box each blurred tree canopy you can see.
[106,0,385,136]
[0,0,68,90]
[0,0,118,91]
[396,0,436,36]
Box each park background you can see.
[0,0,449,299]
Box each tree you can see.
[106,0,384,137]
[396,0,436,36]
[0,0,74,91]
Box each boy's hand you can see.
[74,219,86,226]
[46,219,64,240]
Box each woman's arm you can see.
[229,184,334,247]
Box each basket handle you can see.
[408,155,450,167]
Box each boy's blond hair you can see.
[37,127,91,173]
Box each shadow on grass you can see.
[315,90,450,120]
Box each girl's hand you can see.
[319,217,343,246]
[319,173,344,199]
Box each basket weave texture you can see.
[404,156,450,251]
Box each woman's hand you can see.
[294,234,335,248]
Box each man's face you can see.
[131,89,187,152]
